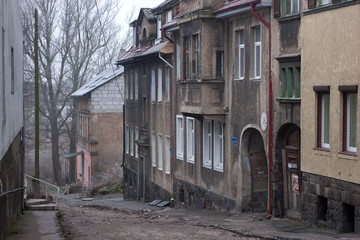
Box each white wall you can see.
[90,75,124,113]
[0,0,24,159]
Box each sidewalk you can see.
[8,210,62,240]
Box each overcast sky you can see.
[117,0,165,29]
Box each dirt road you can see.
[57,195,261,240]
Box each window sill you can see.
[276,97,301,103]
[203,163,212,169]
[166,171,170,175]
[313,147,332,157]
[313,147,330,152]
[338,151,358,161]
[250,77,261,81]
[187,159,195,164]
[234,78,245,81]
[277,13,301,22]
[176,156,183,161]
[214,165,223,173]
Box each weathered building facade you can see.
[71,67,124,188]
[271,0,302,219]
[117,5,176,201]
[301,0,360,233]
[0,0,24,239]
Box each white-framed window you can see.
[321,93,330,149]
[214,121,224,172]
[166,10,172,23]
[254,26,261,79]
[125,125,129,153]
[158,66,162,102]
[203,119,212,168]
[186,117,195,163]
[176,43,181,81]
[135,70,138,100]
[165,67,170,102]
[152,133,156,166]
[135,127,139,158]
[346,93,357,152]
[130,126,134,156]
[165,136,170,174]
[151,67,156,102]
[281,0,300,16]
[176,115,184,160]
[235,29,245,80]
[158,135,163,170]
[202,120,224,172]
[157,15,162,39]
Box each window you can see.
[235,30,245,80]
[203,120,224,172]
[166,10,172,23]
[135,127,139,158]
[216,51,224,78]
[130,71,134,100]
[142,28,147,40]
[281,0,300,16]
[130,126,134,156]
[158,135,163,170]
[316,91,330,149]
[151,67,156,102]
[165,67,170,102]
[186,117,195,163]
[254,27,261,79]
[157,15,162,39]
[339,86,358,153]
[125,73,129,100]
[280,65,301,99]
[78,114,89,139]
[317,0,330,7]
[192,34,199,78]
[214,121,224,172]
[203,119,213,168]
[176,43,181,81]
[135,71,138,100]
[176,115,184,159]
[125,125,129,153]
[11,47,14,94]
[165,136,170,174]
[183,37,189,79]
[152,133,156,166]
[158,67,162,102]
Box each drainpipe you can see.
[158,52,174,69]
[250,2,273,218]
[162,28,173,43]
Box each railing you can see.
[24,174,60,207]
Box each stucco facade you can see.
[301,1,360,232]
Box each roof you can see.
[153,0,178,13]
[71,66,124,97]
[214,0,259,15]
[162,16,179,30]
[142,8,156,21]
[116,41,171,65]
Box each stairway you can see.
[25,198,57,211]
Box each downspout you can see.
[250,2,273,218]
[162,28,173,43]
[158,52,174,69]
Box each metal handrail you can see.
[24,174,60,207]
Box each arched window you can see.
[142,28,147,40]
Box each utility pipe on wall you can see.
[250,2,273,218]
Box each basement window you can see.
[342,203,355,233]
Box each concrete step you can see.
[26,199,50,206]
[27,203,57,211]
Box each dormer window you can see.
[157,15,162,39]
[142,28,147,40]
[166,10,172,23]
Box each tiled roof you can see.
[214,0,258,14]
[71,66,124,97]
[116,41,170,65]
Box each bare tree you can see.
[21,0,130,185]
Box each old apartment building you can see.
[118,0,360,233]
[301,0,360,233]
[0,0,24,239]
[71,67,124,188]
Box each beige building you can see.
[301,1,360,233]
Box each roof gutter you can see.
[250,2,272,219]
